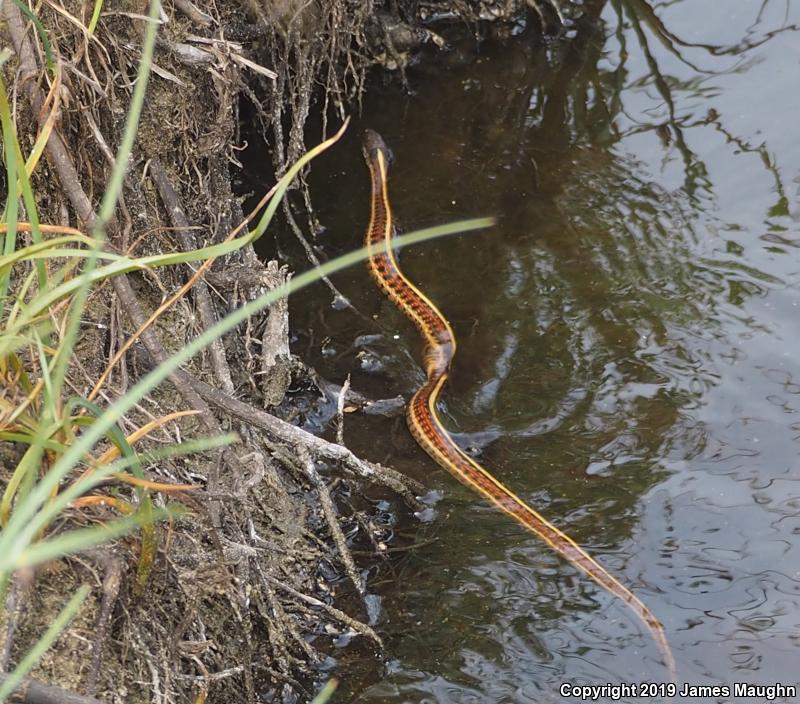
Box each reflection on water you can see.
[263,0,800,700]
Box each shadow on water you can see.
[248,0,800,699]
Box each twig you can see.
[86,556,122,694]
[281,202,354,312]
[260,573,382,648]
[299,362,405,417]
[250,568,319,666]
[172,0,213,26]
[172,666,243,682]
[351,535,440,556]
[156,36,214,66]
[1,571,32,671]
[229,53,277,81]
[258,261,291,406]
[181,372,425,507]
[149,158,235,395]
[0,675,102,704]
[297,447,364,597]
[335,375,350,446]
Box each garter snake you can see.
[362,128,676,678]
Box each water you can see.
[253,0,800,700]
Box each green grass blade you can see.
[13,332,54,504]
[0,431,234,553]
[0,76,20,313]
[0,427,237,572]
[0,443,43,527]
[14,509,173,570]
[66,397,144,483]
[247,122,351,243]
[33,331,56,423]
[0,433,66,453]
[1,459,135,566]
[87,0,104,35]
[10,0,55,75]
[108,432,238,469]
[0,236,100,272]
[46,0,162,423]
[311,679,338,704]
[0,75,48,299]
[0,431,236,472]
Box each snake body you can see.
[362,129,675,678]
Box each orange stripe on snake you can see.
[362,128,676,680]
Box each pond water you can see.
[254,0,800,700]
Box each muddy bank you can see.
[0,1,581,702]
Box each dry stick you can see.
[172,0,214,27]
[181,372,425,507]
[281,201,355,312]
[3,0,230,525]
[148,159,235,395]
[173,666,243,684]
[295,446,364,597]
[1,572,31,671]
[258,261,291,406]
[86,556,122,694]
[256,577,318,666]
[259,572,383,648]
[140,363,423,505]
[0,676,103,704]
[224,594,256,704]
[298,361,405,417]
[335,374,350,445]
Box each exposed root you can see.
[300,446,365,598]
[85,556,122,694]
[0,674,103,704]
[335,374,351,445]
[259,573,383,649]
[148,158,236,396]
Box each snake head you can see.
[362,129,394,167]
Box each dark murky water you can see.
[255,0,800,700]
